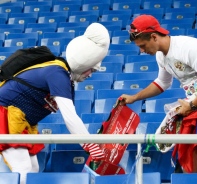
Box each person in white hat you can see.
[0,22,110,184]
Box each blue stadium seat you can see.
[25,1,52,6]
[99,20,123,28]
[0,46,23,53]
[4,38,37,47]
[171,173,197,184]
[0,33,5,41]
[113,79,153,89]
[103,55,124,64]
[81,113,110,124]
[186,28,197,35]
[10,12,38,19]
[93,98,142,114]
[27,23,57,31]
[164,12,195,19]
[0,24,25,32]
[103,9,132,15]
[165,7,196,14]
[0,6,23,13]
[107,50,139,57]
[0,172,20,184]
[0,155,11,172]
[75,80,112,91]
[115,72,158,81]
[0,28,22,34]
[170,79,181,88]
[148,88,185,100]
[39,11,68,18]
[26,173,89,184]
[0,52,12,63]
[58,21,89,28]
[139,112,165,122]
[75,90,95,102]
[0,40,3,48]
[111,36,134,45]
[133,8,164,18]
[124,61,159,73]
[126,55,156,63]
[140,146,173,181]
[99,21,122,31]
[74,99,92,116]
[94,172,160,184]
[53,0,82,6]
[40,38,72,52]
[6,32,39,45]
[68,14,98,24]
[50,150,89,172]
[96,89,142,99]
[8,17,37,29]
[0,1,23,7]
[0,12,8,22]
[52,4,81,13]
[83,0,111,4]
[145,97,180,113]
[142,2,172,9]
[71,10,99,17]
[38,16,67,25]
[43,32,75,39]
[86,73,114,85]
[37,144,50,172]
[82,3,110,16]
[25,27,56,45]
[0,17,7,24]
[112,30,129,37]
[99,62,123,73]
[25,27,56,34]
[100,14,131,29]
[38,114,64,124]
[161,23,193,30]
[24,5,51,13]
[173,1,197,9]
[169,29,186,36]
[57,26,86,36]
[112,2,140,11]
[161,18,195,26]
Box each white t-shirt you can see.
[154,36,197,90]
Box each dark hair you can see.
[129,24,166,41]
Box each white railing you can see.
[0,134,196,144]
[1,134,196,184]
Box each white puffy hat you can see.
[66,23,110,74]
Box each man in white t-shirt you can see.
[119,14,197,173]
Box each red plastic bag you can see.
[86,98,140,175]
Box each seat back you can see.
[171,173,197,184]
[93,172,161,184]
[0,172,20,184]
[93,98,142,114]
[26,173,89,184]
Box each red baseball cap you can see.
[130,14,169,35]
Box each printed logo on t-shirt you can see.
[174,61,185,71]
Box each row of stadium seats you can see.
[1,0,197,12]
[1,171,197,184]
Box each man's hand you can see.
[117,94,137,106]
[178,99,193,116]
